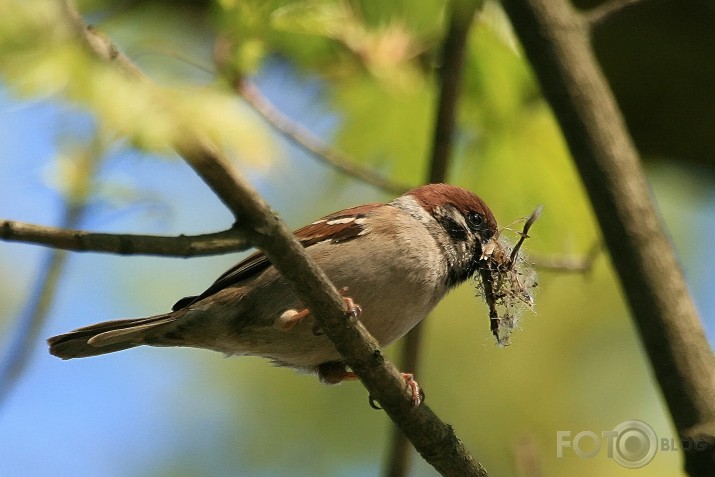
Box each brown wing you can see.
[172,203,379,311]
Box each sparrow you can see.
[48,183,498,405]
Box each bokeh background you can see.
[1,1,714,476]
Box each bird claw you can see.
[402,373,424,407]
[343,297,362,321]
[307,288,362,336]
[369,395,382,410]
[339,287,362,321]
[368,372,424,410]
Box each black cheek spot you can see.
[441,215,468,242]
[445,255,479,289]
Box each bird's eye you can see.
[467,212,483,228]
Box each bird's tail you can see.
[48,313,178,360]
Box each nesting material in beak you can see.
[475,206,542,346]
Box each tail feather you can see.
[48,313,177,360]
[88,316,177,347]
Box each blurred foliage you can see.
[0,0,276,164]
[1,0,713,476]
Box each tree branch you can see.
[500,1,715,475]
[236,80,410,195]
[58,2,489,475]
[427,0,477,184]
[0,133,102,407]
[0,220,251,257]
[587,0,646,28]
[0,215,80,407]
[530,243,601,274]
[386,1,480,475]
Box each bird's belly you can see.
[356,293,434,346]
[224,280,444,370]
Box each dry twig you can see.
[587,0,646,28]
[236,80,410,196]
[531,243,601,273]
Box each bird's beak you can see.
[480,237,497,261]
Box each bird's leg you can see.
[274,287,362,333]
[317,361,359,384]
[274,308,311,332]
[318,361,424,408]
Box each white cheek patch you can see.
[455,215,468,231]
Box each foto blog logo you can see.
[556,420,660,469]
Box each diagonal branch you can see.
[58,2,489,475]
[0,220,251,257]
[501,0,715,475]
[236,80,410,195]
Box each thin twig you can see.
[513,435,543,477]
[587,0,646,28]
[508,205,543,269]
[0,211,81,406]
[427,2,478,184]
[530,243,601,273]
[59,2,489,475]
[0,134,101,407]
[237,80,410,195]
[0,220,251,257]
[385,2,480,476]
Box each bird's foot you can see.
[318,362,424,409]
[274,308,311,332]
[369,373,424,409]
[401,373,424,407]
[317,361,358,384]
[340,288,363,320]
[312,289,362,336]
[275,288,361,334]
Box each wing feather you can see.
[172,203,379,310]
